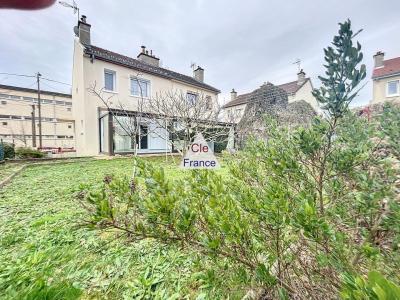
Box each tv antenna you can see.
[190,62,197,71]
[292,58,301,72]
[59,0,80,22]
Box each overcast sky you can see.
[1,0,399,107]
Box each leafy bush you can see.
[341,271,400,299]
[15,147,46,159]
[78,20,400,298]
[3,142,15,159]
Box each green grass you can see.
[0,156,236,299]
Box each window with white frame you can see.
[387,80,399,97]
[186,92,198,105]
[130,77,150,97]
[104,69,116,91]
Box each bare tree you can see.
[89,74,234,159]
[144,90,233,155]
[10,122,28,147]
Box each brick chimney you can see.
[137,46,160,67]
[77,15,91,46]
[373,51,385,68]
[297,69,306,85]
[193,66,204,82]
[231,89,237,101]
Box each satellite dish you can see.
[73,26,79,36]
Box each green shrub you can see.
[78,20,400,298]
[15,147,46,159]
[341,271,400,299]
[3,142,15,159]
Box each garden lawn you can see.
[0,156,236,300]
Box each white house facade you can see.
[72,16,220,156]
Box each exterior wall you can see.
[72,38,219,156]
[371,75,400,104]
[222,103,247,123]
[0,86,74,148]
[289,80,319,112]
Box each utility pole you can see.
[31,104,36,147]
[36,72,43,149]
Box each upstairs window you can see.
[206,96,212,109]
[186,92,198,105]
[104,69,116,91]
[131,78,150,98]
[387,80,399,97]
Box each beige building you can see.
[0,84,74,148]
[72,16,220,156]
[222,70,318,122]
[371,51,400,105]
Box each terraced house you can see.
[0,84,74,148]
[371,51,400,104]
[72,16,220,156]
[222,70,319,122]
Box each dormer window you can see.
[104,69,116,92]
[387,80,399,97]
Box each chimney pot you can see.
[297,69,306,85]
[193,66,204,82]
[137,46,160,67]
[78,15,91,45]
[231,89,237,101]
[373,51,385,68]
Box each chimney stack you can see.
[78,15,91,46]
[297,69,306,85]
[373,51,385,68]
[194,66,204,82]
[231,89,237,101]
[137,46,160,67]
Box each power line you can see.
[0,72,36,78]
[41,77,71,86]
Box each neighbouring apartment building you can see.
[222,70,319,122]
[72,16,220,156]
[0,84,74,148]
[371,51,400,105]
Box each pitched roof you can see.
[85,45,220,93]
[222,78,309,109]
[0,84,71,98]
[372,57,400,79]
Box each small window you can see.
[1,100,6,105]
[186,92,198,105]
[131,78,150,97]
[2,122,7,126]
[205,96,212,109]
[104,69,116,91]
[55,101,64,105]
[67,107,71,112]
[68,124,72,129]
[387,80,399,97]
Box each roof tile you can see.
[372,57,400,79]
[222,78,309,108]
[86,46,220,93]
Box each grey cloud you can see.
[1,0,399,106]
